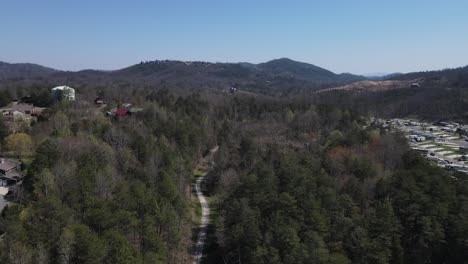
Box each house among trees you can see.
[0,158,23,187]
[94,96,106,106]
[115,108,129,116]
[106,103,143,117]
[1,103,35,122]
[51,85,76,101]
[229,86,238,94]
[1,102,45,122]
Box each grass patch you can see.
[417,141,434,146]
[431,143,459,152]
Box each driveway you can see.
[0,186,8,212]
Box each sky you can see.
[1,0,468,75]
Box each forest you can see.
[202,97,468,263]
[0,69,467,264]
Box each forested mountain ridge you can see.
[0,59,365,96]
[256,58,365,82]
[312,63,468,122]
[385,65,468,85]
[2,59,467,100]
[0,58,364,83]
[0,62,58,80]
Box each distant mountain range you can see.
[0,58,365,83]
[0,58,466,94]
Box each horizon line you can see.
[1,57,466,76]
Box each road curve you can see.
[193,171,210,264]
[193,146,218,264]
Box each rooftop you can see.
[12,103,33,113]
[115,108,129,116]
[51,85,75,91]
[0,158,21,172]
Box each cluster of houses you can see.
[0,85,150,211]
[1,85,76,126]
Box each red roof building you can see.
[115,108,129,116]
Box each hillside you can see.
[317,79,423,93]
[0,59,365,95]
[0,61,58,80]
[316,64,468,94]
[256,58,365,82]
[385,65,468,87]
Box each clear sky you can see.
[1,0,467,74]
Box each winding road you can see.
[193,171,210,264]
[193,145,218,264]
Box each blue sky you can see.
[1,0,467,74]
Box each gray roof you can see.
[12,104,33,114]
[0,158,21,172]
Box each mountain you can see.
[111,58,366,83]
[256,58,365,82]
[29,58,365,97]
[0,58,365,87]
[257,58,336,80]
[0,61,59,80]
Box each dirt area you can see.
[318,79,423,93]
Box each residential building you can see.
[0,158,23,186]
[1,103,35,122]
[51,86,76,101]
[94,96,105,105]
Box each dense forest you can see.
[0,60,467,263]
[0,89,219,263]
[313,85,468,122]
[201,96,468,263]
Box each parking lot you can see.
[374,118,468,173]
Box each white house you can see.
[51,86,76,101]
